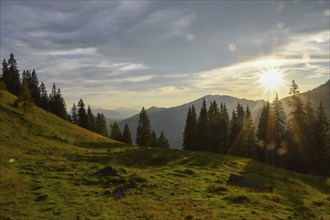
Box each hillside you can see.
[119,96,265,149]
[1,90,329,219]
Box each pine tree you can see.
[272,94,287,151]
[77,99,88,128]
[218,103,230,153]
[151,130,158,147]
[87,106,96,131]
[95,113,108,137]
[197,98,208,151]
[288,80,306,172]
[6,53,21,95]
[228,102,245,155]
[122,124,132,145]
[313,102,330,175]
[15,79,33,116]
[242,106,257,159]
[1,58,9,84]
[30,69,41,106]
[183,105,197,150]
[136,107,152,146]
[71,103,78,124]
[39,82,49,110]
[157,131,170,149]
[208,100,220,152]
[110,122,123,141]
[48,83,67,119]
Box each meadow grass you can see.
[1,91,329,219]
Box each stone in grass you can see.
[34,194,48,202]
[227,174,273,193]
[112,186,125,199]
[95,166,118,177]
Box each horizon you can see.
[1,1,329,109]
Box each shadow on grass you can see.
[239,160,329,219]
[76,141,126,149]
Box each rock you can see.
[112,186,125,199]
[227,174,273,193]
[95,166,118,177]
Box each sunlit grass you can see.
[0,90,329,219]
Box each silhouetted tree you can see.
[15,79,33,116]
[122,124,132,145]
[95,113,108,137]
[157,131,170,149]
[110,122,123,141]
[241,106,257,159]
[87,105,96,131]
[218,103,230,153]
[77,99,88,128]
[39,82,49,110]
[183,105,197,150]
[228,102,245,155]
[313,102,330,175]
[49,83,67,119]
[4,54,21,95]
[208,100,220,152]
[197,98,208,151]
[151,130,158,147]
[136,107,152,146]
[71,103,78,125]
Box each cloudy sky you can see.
[1,1,329,109]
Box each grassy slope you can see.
[0,91,329,220]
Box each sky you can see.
[1,0,329,110]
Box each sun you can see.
[259,66,284,91]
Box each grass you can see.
[1,90,329,220]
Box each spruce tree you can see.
[288,80,306,172]
[95,113,108,136]
[6,53,21,95]
[183,105,197,150]
[242,106,257,159]
[151,130,158,147]
[197,98,208,151]
[313,102,330,175]
[157,131,170,149]
[71,103,78,124]
[77,99,88,128]
[110,122,123,141]
[15,79,33,116]
[208,100,220,152]
[272,94,287,152]
[48,83,67,119]
[219,103,230,154]
[39,82,49,110]
[87,106,96,131]
[122,124,132,145]
[30,69,41,106]
[136,107,152,146]
[228,102,245,155]
[1,59,9,84]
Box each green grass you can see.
[1,90,329,220]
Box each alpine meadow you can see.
[1,1,330,220]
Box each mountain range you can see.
[118,80,329,149]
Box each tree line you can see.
[1,53,67,118]
[1,53,169,148]
[183,81,329,176]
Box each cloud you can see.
[119,63,150,72]
[1,1,328,108]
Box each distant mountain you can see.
[118,95,266,149]
[119,80,329,149]
[92,107,139,121]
